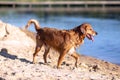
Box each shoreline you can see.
[0,20,120,80]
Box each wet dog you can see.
[25,19,97,68]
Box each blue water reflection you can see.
[0,10,120,65]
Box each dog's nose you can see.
[96,32,98,35]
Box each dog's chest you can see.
[70,36,84,47]
[67,47,75,55]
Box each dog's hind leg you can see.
[71,52,80,68]
[33,45,42,64]
[43,46,50,63]
[33,35,43,64]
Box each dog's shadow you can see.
[0,48,32,64]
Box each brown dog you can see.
[25,19,97,68]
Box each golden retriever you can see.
[25,19,97,68]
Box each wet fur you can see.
[25,19,97,68]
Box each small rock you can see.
[111,77,115,80]
[62,61,66,65]
[11,72,16,76]
[92,65,99,72]
[0,77,5,80]
[66,63,70,66]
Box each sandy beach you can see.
[0,21,120,80]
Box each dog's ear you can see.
[80,24,87,34]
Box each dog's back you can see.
[37,27,71,51]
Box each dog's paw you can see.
[32,60,37,64]
[71,67,77,70]
[53,65,64,69]
[44,62,49,65]
[53,65,57,69]
[33,62,36,64]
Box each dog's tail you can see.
[25,19,40,31]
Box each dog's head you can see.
[80,23,97,41]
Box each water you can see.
[0,10,120,65]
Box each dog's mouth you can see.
[86,33,94,41]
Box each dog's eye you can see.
[89,29,92,30]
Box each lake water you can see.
[0,10,120,65]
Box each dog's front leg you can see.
[71,52,80,68]
[57,51,67,69]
